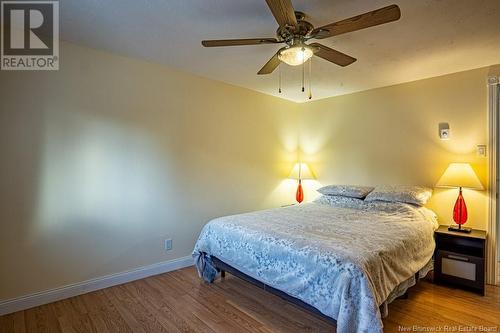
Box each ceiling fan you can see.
[201,0,401,75]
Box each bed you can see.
[193,198,438,333]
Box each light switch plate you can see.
[477,145,487,157]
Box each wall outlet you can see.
[164,239,173,251]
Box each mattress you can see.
[193,201,438,333]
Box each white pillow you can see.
[317,185,374,199]
[364,185,432,206]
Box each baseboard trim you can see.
[0,256,194,316]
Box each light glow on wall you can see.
[34,110,174,231]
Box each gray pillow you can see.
[317,185,374,199]
[313,195,364,209]
[364,185,433,206]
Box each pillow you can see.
[313,195,364,208]
[317,185,374,199]
[364,185,432,206]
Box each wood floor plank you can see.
[12,311,26,333]
[110,284,172,333]
[101,287,148,333]
[50,298,95,333]
[1,266,499,333]
[37,303,62,333]
[0,313,14,333]
[24,309,39,333]
[122,281,183,333]
[143,277,216,333]
[168,272,272,333]
[79,295,110,333]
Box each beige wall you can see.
[0,41,494,302]
[299,67,491,231]
[0,42,299,301]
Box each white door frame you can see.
[487,76,498,285]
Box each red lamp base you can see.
[296,180,304,203]
[449,187,471,233]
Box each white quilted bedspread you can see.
[193,201,438,333]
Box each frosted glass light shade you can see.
[436,163,484,190]
[289,163,315,180]
[278,46,313,66]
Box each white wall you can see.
[0,42,299,301]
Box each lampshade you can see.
[289,163,315,180]
[435,163,484,190]
[278,46,313,66]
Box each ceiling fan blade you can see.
[202,38,281,47]
[265,0,297,28]
[312,4,401,39]
[310,43,356,67]
[258,52,281,75]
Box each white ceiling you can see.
[61,0,500,103]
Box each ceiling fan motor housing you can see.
[277,11,314,46]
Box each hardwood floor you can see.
[1,266,499,333]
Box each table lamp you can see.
[435,163,484,233]
[289,163,315,203]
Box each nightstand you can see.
[434,225,486,295]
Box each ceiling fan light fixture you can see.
[278,45,313,66]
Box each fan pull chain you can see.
[308,57,312,100]
[278,63,282,94]
[301,48,305,92]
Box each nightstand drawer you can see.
[435,249,484,292]
[440,251,479,280]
